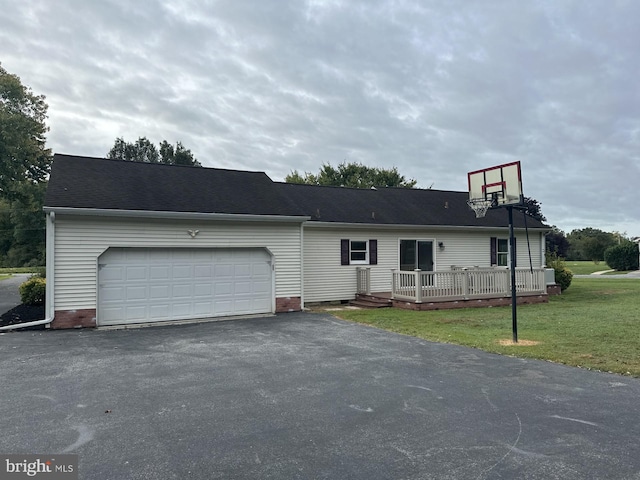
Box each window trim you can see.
[341,239,378,266]
[349,240,369,264]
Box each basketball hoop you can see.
[467,198,493,218]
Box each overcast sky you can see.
[2,0,639,236]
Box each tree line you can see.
[1,63,637,270]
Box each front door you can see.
[400,240,434,271]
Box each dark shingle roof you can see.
[45,154,548,229]
[276,182,547,229]
[45,154,304,216]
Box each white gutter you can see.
[1,211,56,332]
[43,206,310,223]
[303,221,550,232]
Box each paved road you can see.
[1,313,639,479]
[0,273,30,315]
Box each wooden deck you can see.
[352,291,549,311]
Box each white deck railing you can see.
[391,267,546,303]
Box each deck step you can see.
[350,294,392,309]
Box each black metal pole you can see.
[508,206,518,343]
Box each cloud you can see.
[1,0,639,234]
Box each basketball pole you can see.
[508,206,518,343]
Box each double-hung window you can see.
[491,237,515,267]
[341,239,378,266]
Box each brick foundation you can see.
[546,285,562,295]
[390,294,549,311]
[276,296,302,313]
[51,309,97,329]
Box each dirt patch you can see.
[498,338,540,346]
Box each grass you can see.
[0,274,11,281]
[332,278,640,377]
[565,261,613,275]
[0,267,43,274]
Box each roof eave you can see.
[43,206,310,223]
[303,221,550,231]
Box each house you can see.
[43,154,549,329]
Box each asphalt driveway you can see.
[1,312,639,479]
[0,273,29,315]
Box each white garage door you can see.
[98,248,273,326]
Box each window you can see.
[341,239,378,265]
[497,239,509,266]
[491,237,516,267]
[399,240,433,271]
[350,241,368,263]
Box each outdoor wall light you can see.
[438,241,445,250]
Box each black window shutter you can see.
[490,237,497,265]
[341,239,350,265]
[369,240,378,265]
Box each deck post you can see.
[414,269,423,303]
[462,267,469,299]
[391,269,397,299]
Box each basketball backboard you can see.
[467,161,523,208]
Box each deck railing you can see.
[391,267,546,303]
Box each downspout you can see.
[0,211,55,331]
[300,221,304,310]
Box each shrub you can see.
[546,252,573,291]
[19,277,46,305]
[31,267,46,279]
[604,242,639,271]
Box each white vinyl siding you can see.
[303,225,545,303]
[53,215,302,311]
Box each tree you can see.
[545,226,569,258]
[567,227,616,262]
[286,162,417,188]
[0,63,52,200]
[604,241,639,271]
[523,197,546,222]
[0,181,46,267]
[107,137,201,166]
[158,140,201,166]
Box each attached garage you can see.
[98,247,274,326]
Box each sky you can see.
[1,0,639,236]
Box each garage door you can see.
[98,248,273,326]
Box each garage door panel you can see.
[172,284,192,298]
[149,285,170,299]
[126,266,148,281]
[149,304,170,319]
[194,302,213,315]
[194,265,213,278]
[172,265,192,279]
[126,285,148,301]
[149,265,170,280]
[100,265,124,282]
[98,247,272,326]
[125,305,148,320]
[194,284,212,296]
[171,303,191,317]
[100,285,124,302]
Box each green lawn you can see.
[0,274,11,281]
[0,267,43,274]
[565,261,612,275]
[333,278,640,377]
